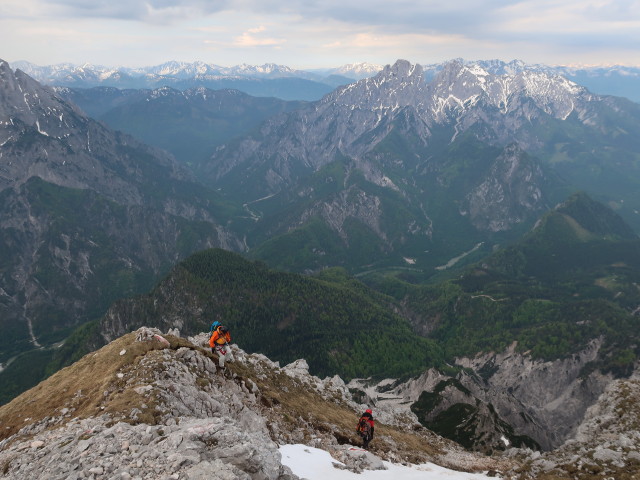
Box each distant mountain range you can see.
[10,60,357,101]
[11,58,640,103]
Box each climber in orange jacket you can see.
[209,325,233,369]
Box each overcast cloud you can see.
[1,0,638,68]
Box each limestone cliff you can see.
[349,339,614,453]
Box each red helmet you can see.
[365,409,372,414]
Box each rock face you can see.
[503,370,640,479]
[349,339,613,453]
[0,327,505,479]
[461,144,544,232]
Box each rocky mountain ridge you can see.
[1,326,639,479]
[13,59,640,102]
[203,57,610,199]
[0,327,504,479]
[422,59,640,103]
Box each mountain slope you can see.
[391,192,640,363]
[0,327,503,479]
[0,60,245,400]
[353,193,640,451]
[197,58,640,275]
[483,192,640,286]
[88,248,444,381]
[0,60,238,213]
[53,197,639,452]
[56,86,306,167]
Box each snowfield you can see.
[279,444,501,480]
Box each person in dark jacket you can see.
[356,408,375,449]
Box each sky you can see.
[279,444,500,480]
[1,0,639,69]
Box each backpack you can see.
[357,417,372,438]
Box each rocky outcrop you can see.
[349,339,614,453]
[503,368,640,479]
[0,329,294,480]
[454,339,612,449]
[0,416,294,480]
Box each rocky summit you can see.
[1,327,639,479]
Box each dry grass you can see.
[231,359,450,465]
[0,332,196,443]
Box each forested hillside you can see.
[369,193,640,373]
[56,248,444,381]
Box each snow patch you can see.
[279,444,500,479]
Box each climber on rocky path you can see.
[209,324,234,370]
[356,408,375,450]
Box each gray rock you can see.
[592,447,623,466]
[341,446,386,472]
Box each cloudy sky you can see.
[1,0,639,69]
